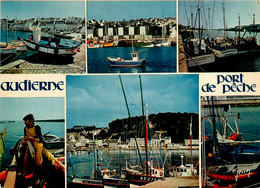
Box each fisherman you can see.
[22,114,44,175]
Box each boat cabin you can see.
[131,52,140,61]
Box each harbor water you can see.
[67,149,199,183]
[202,106,260,141]
[87,46,177,73]
[0,121,64,171]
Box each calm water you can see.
[67,149,199,181]
[190,30,260,72]
[202,106,260,141]
[87,46,177,73]
[0,121,65,171]
[0,29,76,66]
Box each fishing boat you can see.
[119,76,165,185]
[107,39,146,67]
[43,133,65,150]
[101,169,129,187]
[202,96,260,187]
[2,138,65,188]
[102,40,118,47]
[161,40,171,47]
[142,43,154,48]
[23,28,81,56]
[206,1,238,58]
[207,162,260,182]
[70,135,104,187]
[135,40,154,47]
[0,19,17,56]
[181,0,216,68]
[0,44,17,55]
[185,38,216,67]
[154,42,162,47]
[107,51,146,67]
[169,117,198,177]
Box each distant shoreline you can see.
[36,119,65,122]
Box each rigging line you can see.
[201,1,209,32]
[119,75,144,170]
[184,0,190,27]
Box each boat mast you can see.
[238,13,240,39]
[211,97,218,155]
[6,18,8,46]
[145,104,149,173]
[198,0,201,47]
[190,116,193,166]
[139,75,149,175]
[119,75,144,170]
[92,133,96,180]
[222,0,226,38]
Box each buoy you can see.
[0,170,7,184]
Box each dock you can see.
[201,98,260,107]
[178,35,188,72]
[140,177,199,188]
[4,156,16,188]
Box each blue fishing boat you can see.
[24,28,81,56]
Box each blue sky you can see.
[178,0,260,29]
[0,97,64,121]
[66,75,199,128]
[1,1,85,20]
[87,1,176,21]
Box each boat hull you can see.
[126,172,162,185]
[24,37,81,56]
[103,177,130,187]
[207,163,260,182]
[219,144,260,163]
[107,57,146,67]
[71,178,104,188]
[187,54,215,67]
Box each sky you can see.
[66,74,199,128]
[0,97,64,121]
[0,1,85,20]
[178,0,260,29]
[87,1,176,21]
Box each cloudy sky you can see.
[0,97,64,121]
[178,0,260,29]
[66,74,199,128]
[87,1,176,21]
[1,1,85,20]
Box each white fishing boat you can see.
[107,51,146,67]
[142,43,155,48]
[169,117,198,177]
[107,40,146,67]
[161,40,171,47]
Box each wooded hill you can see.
[67,112,199,143]
[108,112,198,143]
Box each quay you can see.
[201,97,260,107]
[140,177,199,188]
[67,146,199,153]
[0,44,86,74]
[178,35,188,72]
